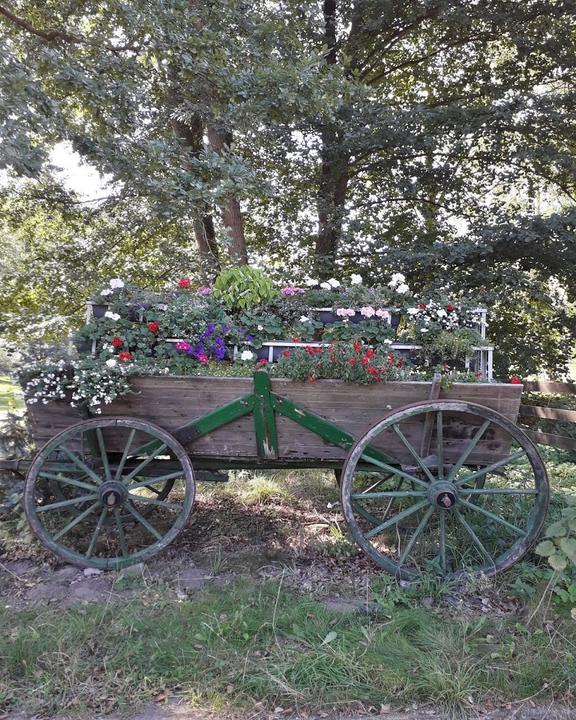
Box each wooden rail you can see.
[520,381,576,450]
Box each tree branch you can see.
[0,4,138,53]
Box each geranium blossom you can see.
[360,306,375,318]
[305,278,319,286]
[109,278,125,289]
[240,350,254,361]
[197,287,212,295]
[350,273,363,285]
[388,272,405,287]
[104,311,121,321]
[395,283,409,294]
[336,308,355,317]
[178,278,191,289]
[375,309,391,320]
[327,278,340,288]
[147,322,160,333]
[100,288,113,297]
[105,358,117,368]
[320,282,331,290]
[281,287,305,296]
[176,341,191,352]
[111,336,123,347]
[118,351,132,362]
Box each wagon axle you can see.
[429,481,458,510]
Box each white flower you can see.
[395,283,409,294]
[350,273,363,285]
[383,339,393,344]
[240,350,254,361]
[305,278,319,286]
[109,278,125,289]
[360,306,376,318]
[299,316,310,323]
[105,359,117,368]
[327,278,340,288]
[257,325,264,331]
[436,309,447,318]
[420,328,430,333]
[100,288,113,297]
[407,307,420,315]
[388,272,406,287]
[104,311,121,321]
[320,282,331,290]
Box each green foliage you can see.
[535,497,576,573]
[213,267,278,311]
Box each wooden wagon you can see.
[9,369,548,580]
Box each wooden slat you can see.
[523,429,576,451]
[524,381,576,395]
[519,404,576,423]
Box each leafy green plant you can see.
[213,267,278,310]
[535,497,576,573]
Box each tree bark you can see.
[315,0,351,277]
[206,126,248,265]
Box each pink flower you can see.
[197,287,212,296]
[178,278,191,289]
[375,309,391,320]
[360,306,376,318]
[281,287,305,296]
[176,341,191,352]
[197,354,209,364]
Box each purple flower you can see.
[245,335,254,343]
[221,325,230,334]
[197,287,212,296]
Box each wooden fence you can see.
[520,381,576,451]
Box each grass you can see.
[1,580,575,718]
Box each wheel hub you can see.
[98,481,128,508]
[428,481,458,511]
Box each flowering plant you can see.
[274,341,411,384]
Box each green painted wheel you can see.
[340,400,549,580]
[24,417,195,570]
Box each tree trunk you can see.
[171,115,221,280]
[207,126,248,264]
[314,0,351,278]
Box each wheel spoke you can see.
[36,493,99,513]
[361,473,395,495]
[60,446,103,484]
[455,450,526,487]
[392,425,436,483]
[114,428,136,482]
[123,444,168,483]
[127,473,183,492]
[360,454,429,489]
[458,498,525,536]
[454,509,495,568]
[351,490,428,499]
[464,487,537,496]
[397,506,435,568]
[125,503,163,541]
[96,428,112,482]
[436,411,444,481]
[128,493,183,511]
[365,499,429,539]
[52,502,101,541]
[438,512,447,573]
[113,508,129,557]
[447,420,491,481]
[86,508,108,558]
[39,472,99,492]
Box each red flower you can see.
[147,321,160,333]
[361,356,370,366]
[348,358,356,366]
[329,354,336,361]
[258,358,268,364]
[119,351,133,362]
[509,376,523,385]
[388,352,395,365]
[292,337,301,343]
[367,366,380,375]
[112,336,123,347]
[418,303,426,310]
[445,303,456,313]
[282,350,291,357]
[178,278,191,289]
[365,348,375,359]
[353,341,362,353]
[397,356,404,368]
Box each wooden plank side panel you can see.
[27,376,522,466]
[27,403,86,449]
[524,381,576,395]
[523,429,576,451]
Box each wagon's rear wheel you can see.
[24,417,195,570]
[340,400,549,580]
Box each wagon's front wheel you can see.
[340,400,549,580]
[24,417,195,570]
